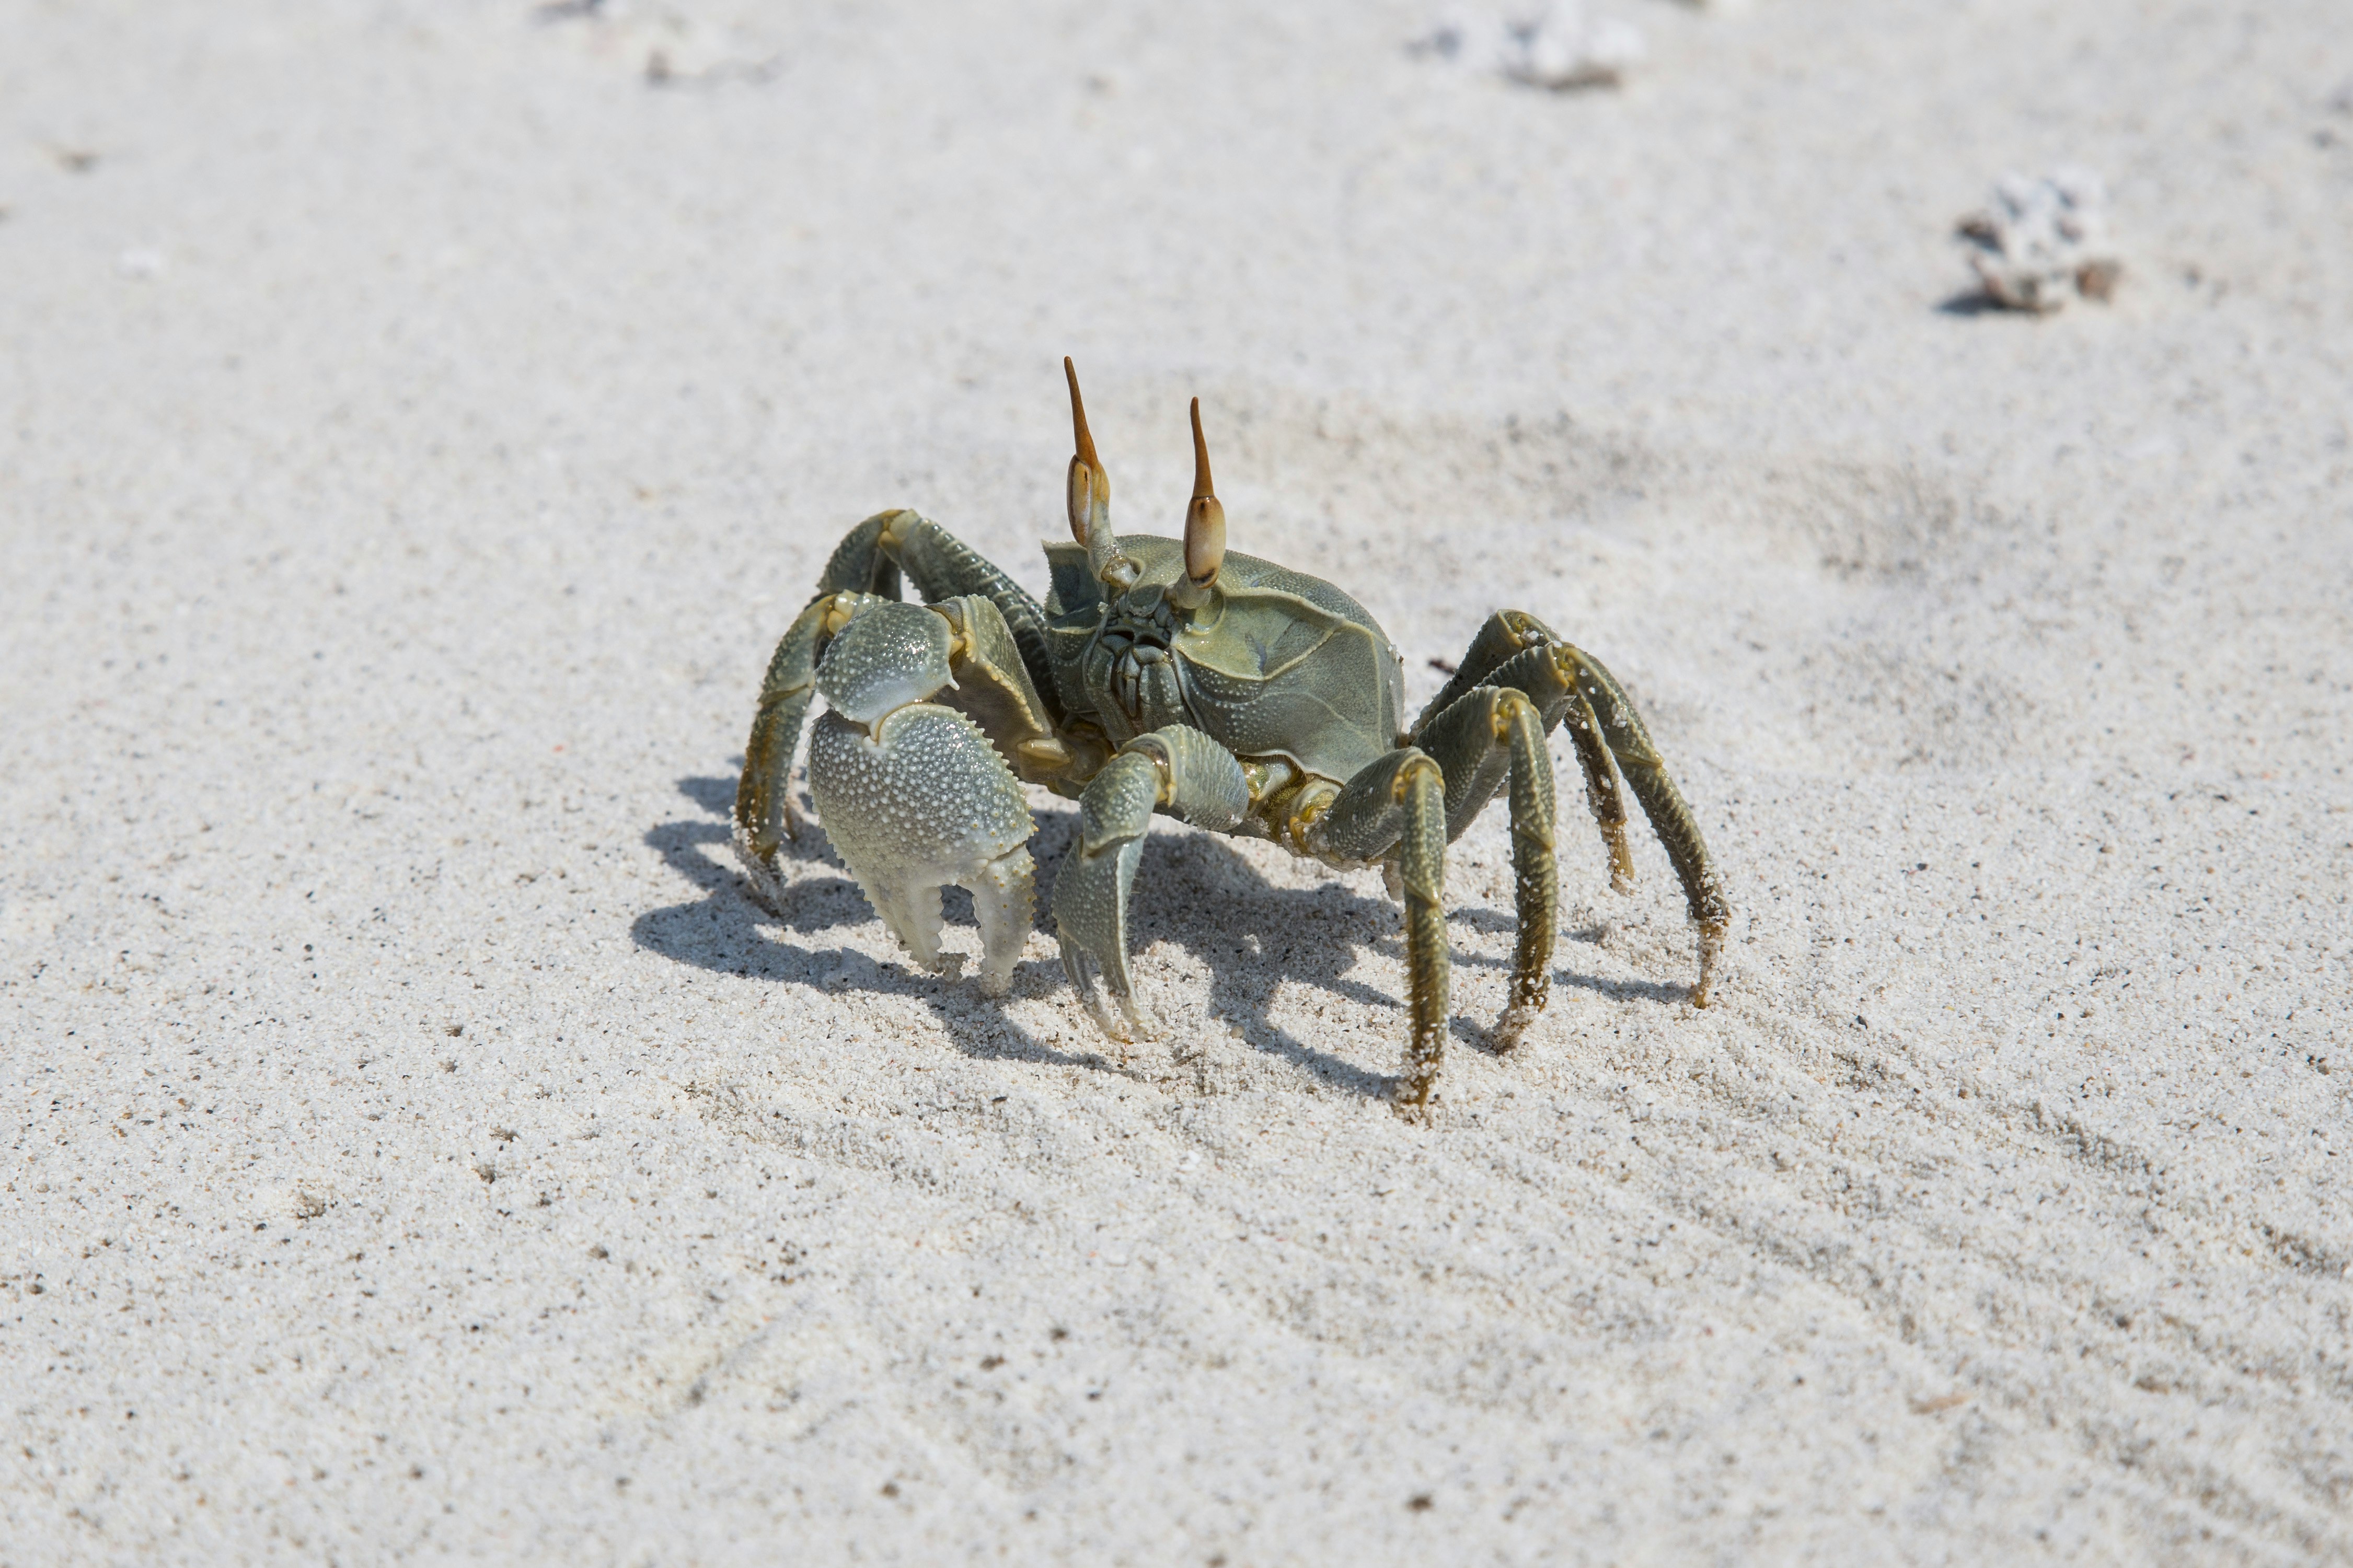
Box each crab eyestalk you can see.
[1168,397,1226,612]
[1063,357,1138,593]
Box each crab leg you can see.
[1393,758,1450,1111]
[1413,686,1559,1050]
[1552,645,1729,1004]
[1307,749,1451,1111]
[1417,613,1726,1008]
[1411,610,1559,732]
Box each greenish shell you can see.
[1041,535,1406,785]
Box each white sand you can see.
[4,2,2350,1561]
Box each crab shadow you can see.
[633,775,1687,1098]
[632,776,1110,1074]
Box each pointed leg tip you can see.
[1691,924,1726,1007]
[1113,990,1160,1042]
[1059,932,1132,1044]
[731,825,790,912]
[1492,1002,1541,1053]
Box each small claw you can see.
[1057,930,1160,1047]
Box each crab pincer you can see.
[803,600,1037,995]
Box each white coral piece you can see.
[1957,168,2123,313]
[1415,2,1645,90]
[1507,2,1645,89]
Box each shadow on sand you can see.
[633,774,1688,1099]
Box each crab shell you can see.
[1042,536,1408,786]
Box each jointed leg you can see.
[1415,610,1727,1007]
[734,589,883,902]
[1394,757,1450,1110]
[1412,687,1559,1050]
[1555,645,1729,1004]
[1412,611,1732,1006]
[1559,690,1635,893]
[1305,749,1451,1110]
[867,509,1058,705]
[1411,610,1558,734]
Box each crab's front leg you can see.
[803,601,1037,994]
[1052,726,1249,1044]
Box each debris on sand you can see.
[533,0,780,87]
[1956,168,2123,312]
[1414,2,1646,91]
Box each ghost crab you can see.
[734,361,1727,1109]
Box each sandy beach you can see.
[4,1,2350,1561]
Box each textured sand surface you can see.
[5,2,2351,1562]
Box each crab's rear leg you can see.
[1552,645,1729,1004]
[1052,726,1249,1045]
[802,602,1038,995]
[1448,620,1729,1006]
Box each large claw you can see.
[805,614,1037,993]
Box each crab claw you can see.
[805,602,1038,995]
[1052,751,1162,1044]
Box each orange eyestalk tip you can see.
[1064,356,1101,471]
[1189,397,1214,500]
[1182,397,1226,592]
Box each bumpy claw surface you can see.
[808,700,1036,995]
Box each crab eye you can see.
[1066,455,1094,547]
[1182,398,1226,589]
[1184,495,1225,586]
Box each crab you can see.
[733,359,1728,1109]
